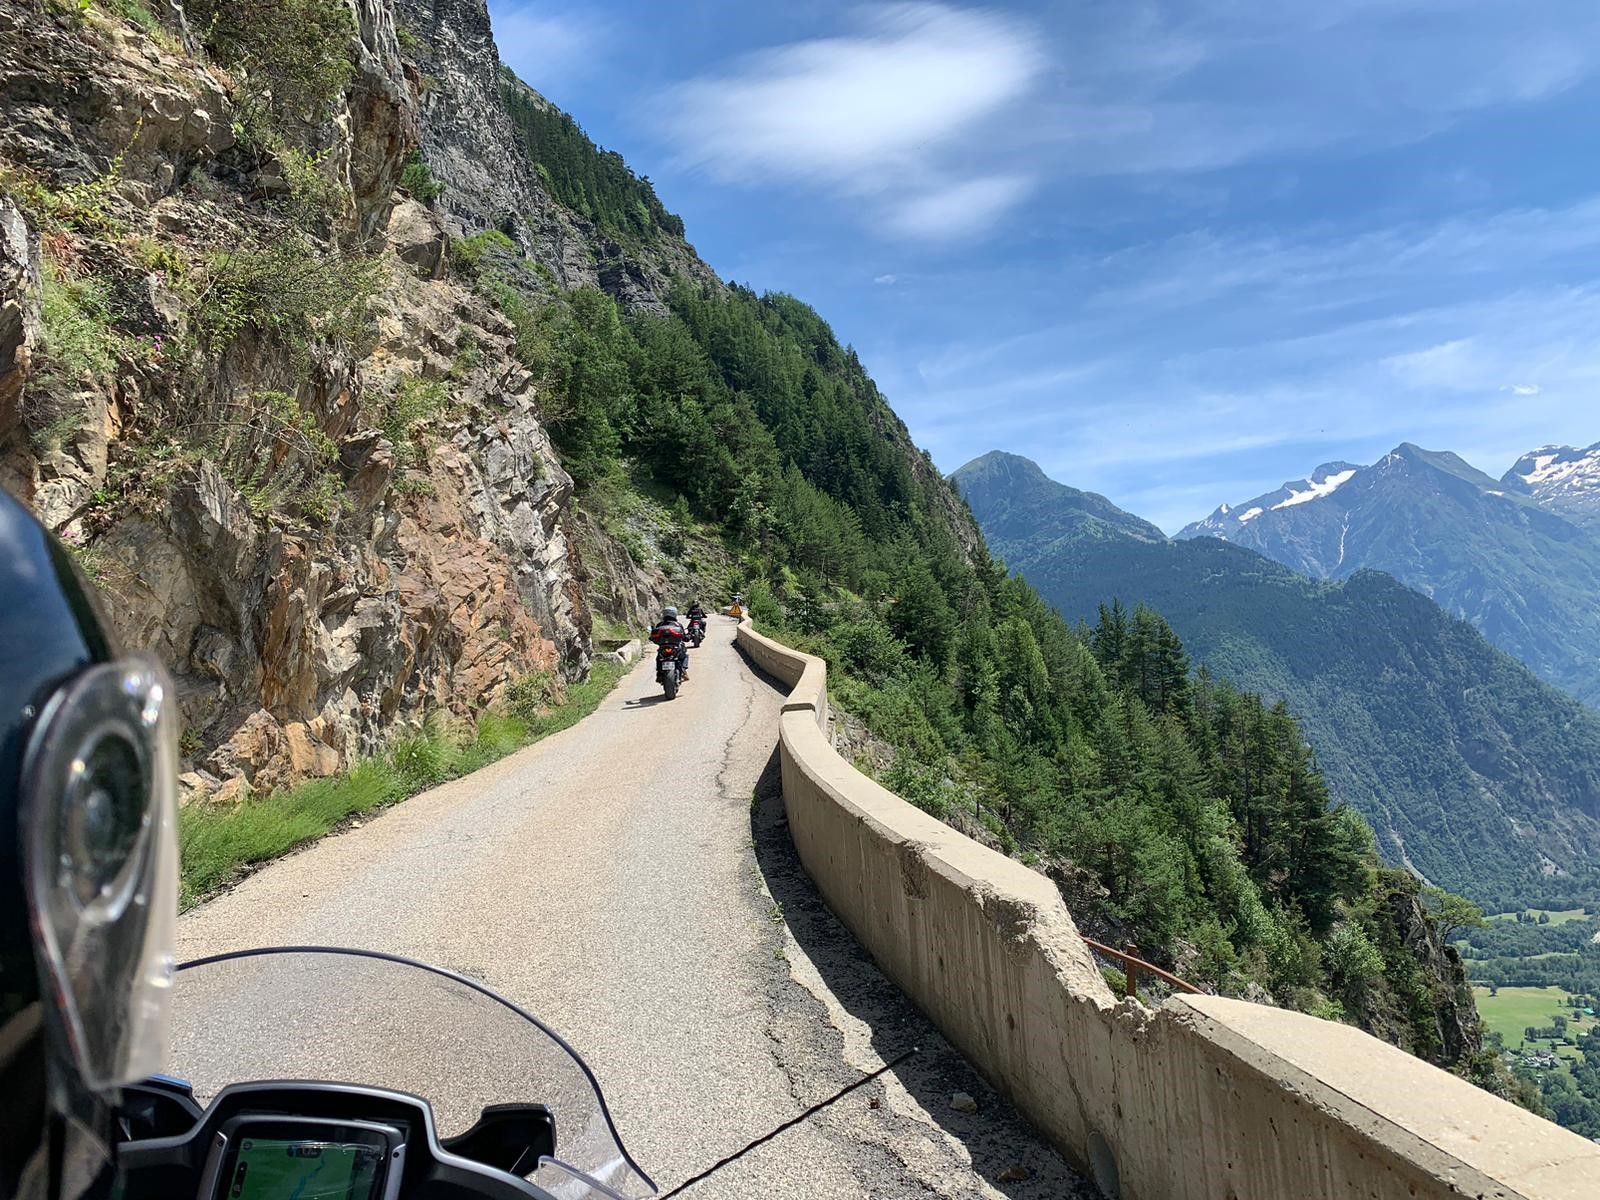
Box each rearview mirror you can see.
[439,1103,557,1176]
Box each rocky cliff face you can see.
[1365,880,1483,1068]
[392,0,715,314]
[0,0,669,798]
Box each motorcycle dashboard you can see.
[203,1116,401,1200]
[117,1081,565,1200]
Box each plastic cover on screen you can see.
[170,948,657,1200]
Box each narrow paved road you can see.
[177,618,1087,1199]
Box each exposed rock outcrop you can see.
[0,197,39,441]
[1375,883,1483,1067]
[0,0,663,795]
[391,0,717,313]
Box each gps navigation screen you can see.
[228,1138,384,1200]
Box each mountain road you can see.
[175,617,1086,1199]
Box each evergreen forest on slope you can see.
[954,452,1600,913]
[458,166,1494,1080]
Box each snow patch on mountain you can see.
[1273,468,1358,510]
[1503,441,1600,527]
[1528,452,1561,480]
[1511,443,1600,488]
[1181,460,1364,539]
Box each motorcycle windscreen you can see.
[169,947,657,1200]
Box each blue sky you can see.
[486,0,1600,531]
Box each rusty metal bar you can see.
[1082,936,1205,997]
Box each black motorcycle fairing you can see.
[115,1080,560,1200]
[440,1105,557,1176]
[116,1077,204,1142]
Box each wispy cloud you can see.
[1022,0,1600,177]
[642,0,1600,242]
[882,175,1033,240]
[888,193,1600,530]
[1089,196,1600,316]
[655,5,1044,239]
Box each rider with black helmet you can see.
[0,488,180,1200]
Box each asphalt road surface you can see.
[176,617,1089,1199]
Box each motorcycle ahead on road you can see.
[687,615,706,648]
[114,946,657,1200]
[655,639,688,700]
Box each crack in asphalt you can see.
[712,661,760,805]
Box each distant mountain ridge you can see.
[953,451,1600,908]
[1504,442,1600,529]
[956,450,1165,557]
[1178,441,1600,707]
[1205,460,1364,535]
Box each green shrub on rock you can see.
[400,152,444,204]
[195,232,385,351]
[186,0,356,139]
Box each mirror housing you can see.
[439,1103,557,1176]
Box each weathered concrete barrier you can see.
[737,618,1600,1200]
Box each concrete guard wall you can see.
[735,617,1600,1200]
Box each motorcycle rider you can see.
[0,488,181,1200]
[648,605,690,681]
[685,601,708,642]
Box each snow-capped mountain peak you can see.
[1273,467,1358,511]
[1175,439,1600,709]
[1503,441,1600,528]
[1183,461,1362,539]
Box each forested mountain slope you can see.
[0,0,1494,1079]
[956,452,1600,910]
[1179,442,1600,707]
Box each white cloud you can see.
[882,175,1033,240]
[1383,338,1479,391]
[874,274,898,285]
[656,5,1044,239]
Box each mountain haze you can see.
[955,452,1600,908]
[1179,443,1600,707]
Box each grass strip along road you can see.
[179,661,626,907]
